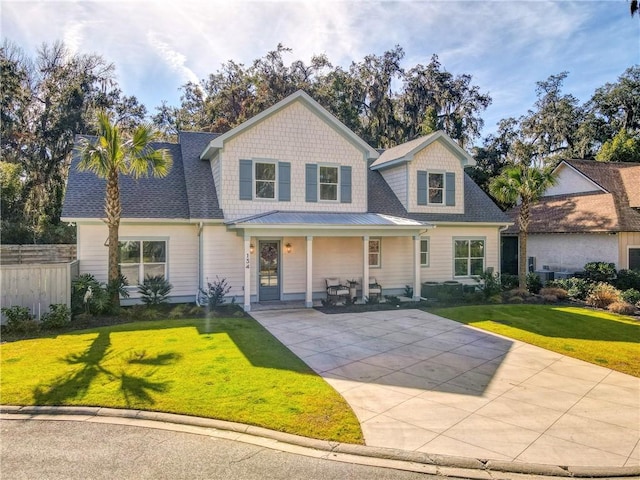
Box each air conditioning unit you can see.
[535,270,555,283]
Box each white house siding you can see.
[202,225,247,299]
[380,164,408,209]
[419,226,501,283]
[219,100,368,219]
[76,222,199,300]
[407,141,465,214]
[527,233,619,272]
[543,164,601,197]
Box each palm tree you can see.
[77,111,172,307]
[490,146,557,290]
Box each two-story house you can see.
[62,91,510,311]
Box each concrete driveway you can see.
[250,308,639,468]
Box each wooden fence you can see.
[1,244,77,265]
[0,260,79,321]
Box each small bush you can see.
[500,274,520,291]
[507,295,524,304]
[583,262,616,284]
[365,295,380,305]
[620,288,640,306]
[539,287,568,300]
[385,295,401,306]
[615,269,640,291]
[607,301,637,315]
[542,294,559,303]
[548,278,592,300]
[586,282,621,309]
[526,273,543,294]
[1,306,38,333]
[403,285,413,298]
[138,275,173,305]
[475,270,502,299]
[40,304,71,329]
[200,277,232,308]
[488,294,502,304]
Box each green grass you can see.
[431,304,640,377]
[0,316,363,443]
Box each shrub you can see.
[71,273,119,315]
[548,278,592,300]
[385,295,401,306]
[138,275,173,305]
[1,306,39,333]
[539,287,568,300]
[403,285,413,298]
[365,295,380,305]
[542,294,559,303]
[614,269,640,291]
[607,301,637,315]
[500,274,520,291]
[586,282,621,309]
[583,262,616,284]
[200,277,232,308]
[526,272,543,294]
[474,269,502,299]
[40,304,71,329]
[507,295,524,304]
[620,288,640,306]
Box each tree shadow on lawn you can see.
[33,330,177,407]
[466,305,640,342]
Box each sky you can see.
[2,0,639,143]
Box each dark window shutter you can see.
[340,166,352,203]
[278,162,291,201]
[417,171,427,205]
[445,172,456,206]
[305,164,317,202]
[239,160,252,200]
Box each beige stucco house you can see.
[503,159,640,276]
[62,91,510,311]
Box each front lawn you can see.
[0,316,363,443]
[431,305,640,377]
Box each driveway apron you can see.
[250,308,640,468]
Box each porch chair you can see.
[368,277,382,299]
[326,278,350,302]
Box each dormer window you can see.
[319,166,338,201]
[255,162,276,199]
[428,173,444,204]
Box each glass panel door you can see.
[258,241,280,301]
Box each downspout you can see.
[198,222,204,295]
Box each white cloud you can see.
[146,30,200,86]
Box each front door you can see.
[258,241,280,301]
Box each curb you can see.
[2,405,639,478]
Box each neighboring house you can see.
[502,159,640,276]
[62,91,509,311]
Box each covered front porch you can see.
[225,212,432,312]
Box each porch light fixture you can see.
[250,244,255,254]
[285,243,292,253]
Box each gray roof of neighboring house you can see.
[62,132,224,221]
[227,211,429,227]
[368,170,510,224]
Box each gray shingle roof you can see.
[227,211,428,227]
[368,170,510,224]
[62,132,225,221]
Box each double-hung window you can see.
[369,238,381,268]
[420,239,429,266]
[119,240,167,285]
[629,247,640,270]
[428,173,444,204]
[454,238,484,277]
[255,162,276,199]
[319,166,339,201]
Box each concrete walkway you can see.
[250,308,640,469]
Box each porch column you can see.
[243,234,251,312]
[362,235,370,301]
[413,235,421,301]
[305,236,313,308]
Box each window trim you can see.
[453,237,485,278]
[428,172,445,205]
[254,159,278,200]
[420,238,430,267]
[628,245,640,270]
[318,164,340,202]
[369,238,381,268]
[118,237,169,287]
